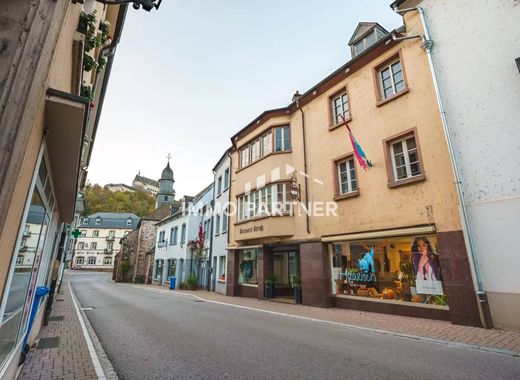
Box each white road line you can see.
[130,285,519,358]
[68,282,106,379]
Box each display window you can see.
[329,235,447,306]
[238,249,258,285]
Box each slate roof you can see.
[80,212,140,229]
[133,175,159,188]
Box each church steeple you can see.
[156,155,175,208]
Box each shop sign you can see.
[416,279,444,295]
[239,225,264,234]
[344,269,376,284]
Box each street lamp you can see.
[94,0,162,12]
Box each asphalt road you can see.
[70,272,520,380]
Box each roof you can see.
[141,203,171,221]
[80,212,140,229]
[212,148,232,172]
[348,22,388,45]
[106,183,136,191]
[160,162,174,181]
[192,182,214,203]
[133,174,159,188]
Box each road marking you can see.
[131,285,520,358]
[68,282,106,379]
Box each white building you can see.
[153,185,214,288]
[210,151,231,294]
[391,0,520,330]
[73,212,140,270]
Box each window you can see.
[103,257,112,265]
[329,235,447,305]
[172,227,178,245]
[262,131,272,156]
[168,259,177,277]
[215,215,220,235]
[354,30,377,56]
[80,230,87,237]
[181,224,186,244]
[239,249,258,285]
[76,257,85,265]
[331,91,350,125]
[222,210,228,233]
[223,168,229,190]
[275,126,291,152]
[203,219,210,239]
[217,176,222,195]
[126,218,132,226]
[91,242,97,250]
[384,130,424,187]
[170,228,175,245]
[239,129,278,168]
[82,218,88,225]
[379,59,405,100]
[87,257,96,265]
[78,242,85,249]
[218,255,226,281]
[155,260,163,280]
[93,230,99,237]
[336,157,358,196]
[251,138,261,162]
[83,243,89,249]
[108,230,115,238]
[159,230,165,242]
[107,243,113,250]
[16,256,24,265]
[95,218,101,225]
[240,145,250,167]
[237,182,291,221]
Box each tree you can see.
[83,184,155,217]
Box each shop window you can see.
[168,259,177,277]
[155,259,163,280]
[88,257,96,265]
[239,249,258,285]
[218,255,226,281]
[329,235,447,306]
[237,182,291,221]
[103,257,112,265]
[384,129,425,187]
[76,256,85,265]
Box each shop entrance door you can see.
[273,250,300,297]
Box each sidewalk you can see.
[18,279,99,380]
[146,284,520,357]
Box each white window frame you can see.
[76,257,85,265]
[274,126,291,152]
[217,176,222,195]
[390,135,421,181]
[87,257,96,265]
[337,158,357,195]
[223,168,229,190]
[332,91,350,124]
[215,215,220,235]
[378,59,405,100]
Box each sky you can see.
[88,0,402,198]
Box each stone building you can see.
[133,173,160,195]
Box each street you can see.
[70,272,520,380]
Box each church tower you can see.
[156,157,175,208]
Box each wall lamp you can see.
[94,0,162,12]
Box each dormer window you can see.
[126,218,132,226]
[82,218,88,224]
[95,217,101,225]
[349,22,388,58]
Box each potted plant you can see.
[293,275,302,304]
[264,275,277,299]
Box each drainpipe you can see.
[393,5,492,329]
[295,96,311,234]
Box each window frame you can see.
[373,50,409,106]
[238,125,291,170]
[223,168,230,190]
[333,154,360,200]
[383,128,426,188]
[329,87,351,130]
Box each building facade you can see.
[211,151,231,294]
[0,0,127,376]
[153,186,214,288]
[72,212,139,271]
[226,13,480,326]
[391,0,520,330]
[133,174,160,196]
[106,183,137,193]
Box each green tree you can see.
[83,184,155,217]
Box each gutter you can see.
[296,98,311,234]
[392,5,493,329]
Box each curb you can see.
[69,282,119,379]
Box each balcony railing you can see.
[104,249,113,254]
[157,240,168,248]
[22,231,32,238]
[106,235,115,241]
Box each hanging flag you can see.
[340,115,373,170]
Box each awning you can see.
[226,245,263,250]
[45,88,89,223]
[321,225,436,243]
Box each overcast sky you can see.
[88,0,402,198]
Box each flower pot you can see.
[294,287,302,304]
[265,283,275,299]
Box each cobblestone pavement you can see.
[18,278,98,380]
[145,284,520,356]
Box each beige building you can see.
[0,0,128,376]
[227,12,480,326]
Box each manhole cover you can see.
[37,337,60,349]
[49,316,64,321]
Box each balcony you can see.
[106,235,115,241]
[103,249,113,254]
[22,231,32,238]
